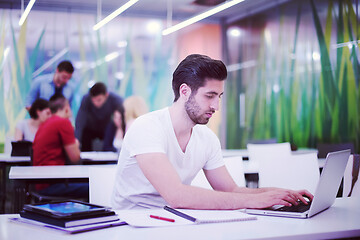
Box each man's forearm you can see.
[232,186,277,194]
[164,184,258,210]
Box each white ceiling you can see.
[1,0,293,25]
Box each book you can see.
[9,217,127,234]
[117,207,256,227]
[20,210,119,228]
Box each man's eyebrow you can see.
[206,91,222,95]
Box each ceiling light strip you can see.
[162,0,244,36]
[19,0,36,26]
[93,0,139,31]
[32,48,69,78]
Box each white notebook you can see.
[117,207,256,227]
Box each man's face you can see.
[185,79,224,125]
[64,101,72,119]
[53,69,72,88]
[91,94,108,108]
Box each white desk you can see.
[0,197,359,240]
[0,151,118,213]
[8,165,113,180]
[9,165,115,213]
[80,151,119,163]
[0,154,30,163]
[0,151,119,165]
[222,148,318,158]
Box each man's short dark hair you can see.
[29,98,49,119]
[57,60,74,74]
[49,94,68,113]
[172,54,227,102]
[90,82,107,97]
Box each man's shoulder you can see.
[130,108,168,129]
[108,92,123,102]
[65,78,77,89]
[138,108,167,121]
[46,115,72,126]
[33,73,53,83]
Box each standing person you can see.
[32,94,88,198]
[15,98,51,142]
[25,60,75,109]
[111,54,313,210]
[75,82,124,151]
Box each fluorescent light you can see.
[0,47,11,71]
[3,47,10,59]
[32,48,69,77]
[117,41,128,48]
[147,20,162,34]
[105,52,120,62]
[332,40,360,49]
[162,0,244,36]
[93,0,139,31]
[19,0,36,26]
[228,27,241,37]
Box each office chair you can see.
[191,156,246,190]
[317,142,355,158]
[343,154,360,197]
[89,165,117,207]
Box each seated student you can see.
[75,82,124,151]
[32,94,88,198]
[123,95,149,132]
[102,106,126,152]
[111,54,313,210]
[102,96,149,152]
[15,98,51,142]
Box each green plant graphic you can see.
[226,0,359,151]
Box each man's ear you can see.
[179,83,191,100]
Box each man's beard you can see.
[185,95,212,125]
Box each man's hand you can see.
[246,188,313,209]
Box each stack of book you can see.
[15,200,126,233]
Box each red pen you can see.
[150,215,175,222]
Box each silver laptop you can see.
[245,149,351,218]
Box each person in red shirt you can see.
[32,94,88,198]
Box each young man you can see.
[26,60,75,109]
[32,94,88,198]
[111,54,313,210]
[75,82,124,151]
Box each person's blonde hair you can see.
[124,96,149,123]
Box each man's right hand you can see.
[246,188,313,209]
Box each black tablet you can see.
[23,200,108,219]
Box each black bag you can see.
[11,140,33,156]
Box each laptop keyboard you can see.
[275,202,311,213]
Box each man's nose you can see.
[210,98,220,111]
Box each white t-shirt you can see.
[16,119,36,142]
[111,107,224,209]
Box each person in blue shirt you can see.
[25,60,75,110]
[75,82,124,151]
